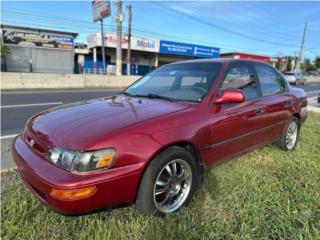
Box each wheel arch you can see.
[292,112,301,122]
[134,141,205,202]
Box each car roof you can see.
[168,58,269,65]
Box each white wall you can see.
[305,76,320,82]
[1,72,140,89]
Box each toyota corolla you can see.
[12,59,308,215]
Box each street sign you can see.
[92,0,111,22]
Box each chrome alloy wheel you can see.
[286,121,298,150]
[153,159,192,213]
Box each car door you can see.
[204,63,267,167]
[253,63,292,144]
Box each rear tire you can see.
[135,146,199,216]
[275,117,300,151]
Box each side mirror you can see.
[213,90,245,104]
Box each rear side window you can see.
[181,75,208,89]
[255,65,286,96]
[222,65,258,100]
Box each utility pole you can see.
[127,4,132,76]
[116,0,123,76]
[297,22,308,71]
[292,50,298,72]
[100,19,106,72]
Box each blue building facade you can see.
[83,34,220,75]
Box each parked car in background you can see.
[305,71,319,77]
[284,72,305,85]
[12,59,308,216]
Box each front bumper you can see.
[12,136,144,214]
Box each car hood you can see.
[26,95,191,150]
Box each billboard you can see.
[2,30,74,49]
[160,40,220,58]
[92,0,111,22]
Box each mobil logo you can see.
[136,39,155,49]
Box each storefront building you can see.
[1,25,77,74]
[85,32,220,75]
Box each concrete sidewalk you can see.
[308,96,320,113]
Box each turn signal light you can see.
[96,152,114,168]
[50,186,97,200]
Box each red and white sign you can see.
[92,0,111,22]
[87,33,160,53]
[221,53,271,62]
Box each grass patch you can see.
[2,113,320,240]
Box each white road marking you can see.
[306,90,320,95]
[0,134,18,140]
[1,102,63,109]
[2,89,121,94]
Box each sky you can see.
[1,1,320,60]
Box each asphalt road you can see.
[1,83,320,170]
[1,88,122,136]
[1,88,122,170]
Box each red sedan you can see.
[12,59,308,215]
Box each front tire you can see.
[135,146,198,215]
[275,117,300,151]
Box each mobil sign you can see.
[87,33,160,52]
[132,37,160,52]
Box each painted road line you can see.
[306,90,320,95]
[1,102,63,109]
[1,89,122,94]
[0,134,18,140]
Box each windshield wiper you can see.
[120,92,176,102]
[138,94,176,102]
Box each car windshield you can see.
[285,72,295,76]
[124,62,222,102]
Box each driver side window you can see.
[222,65,258,100]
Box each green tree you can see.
[313,56,320,70]
[286,56,293,72]
[1,44,10,71]
[0,44,10,58]
[302,58,315,72]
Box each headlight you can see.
[46,147,116,173]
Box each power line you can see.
[3,17,284,55]
[236,1,320,45]
[2,7,317,57]
[151,2,300,48]
[185,1,302,43]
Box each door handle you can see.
[255,107,265,115]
